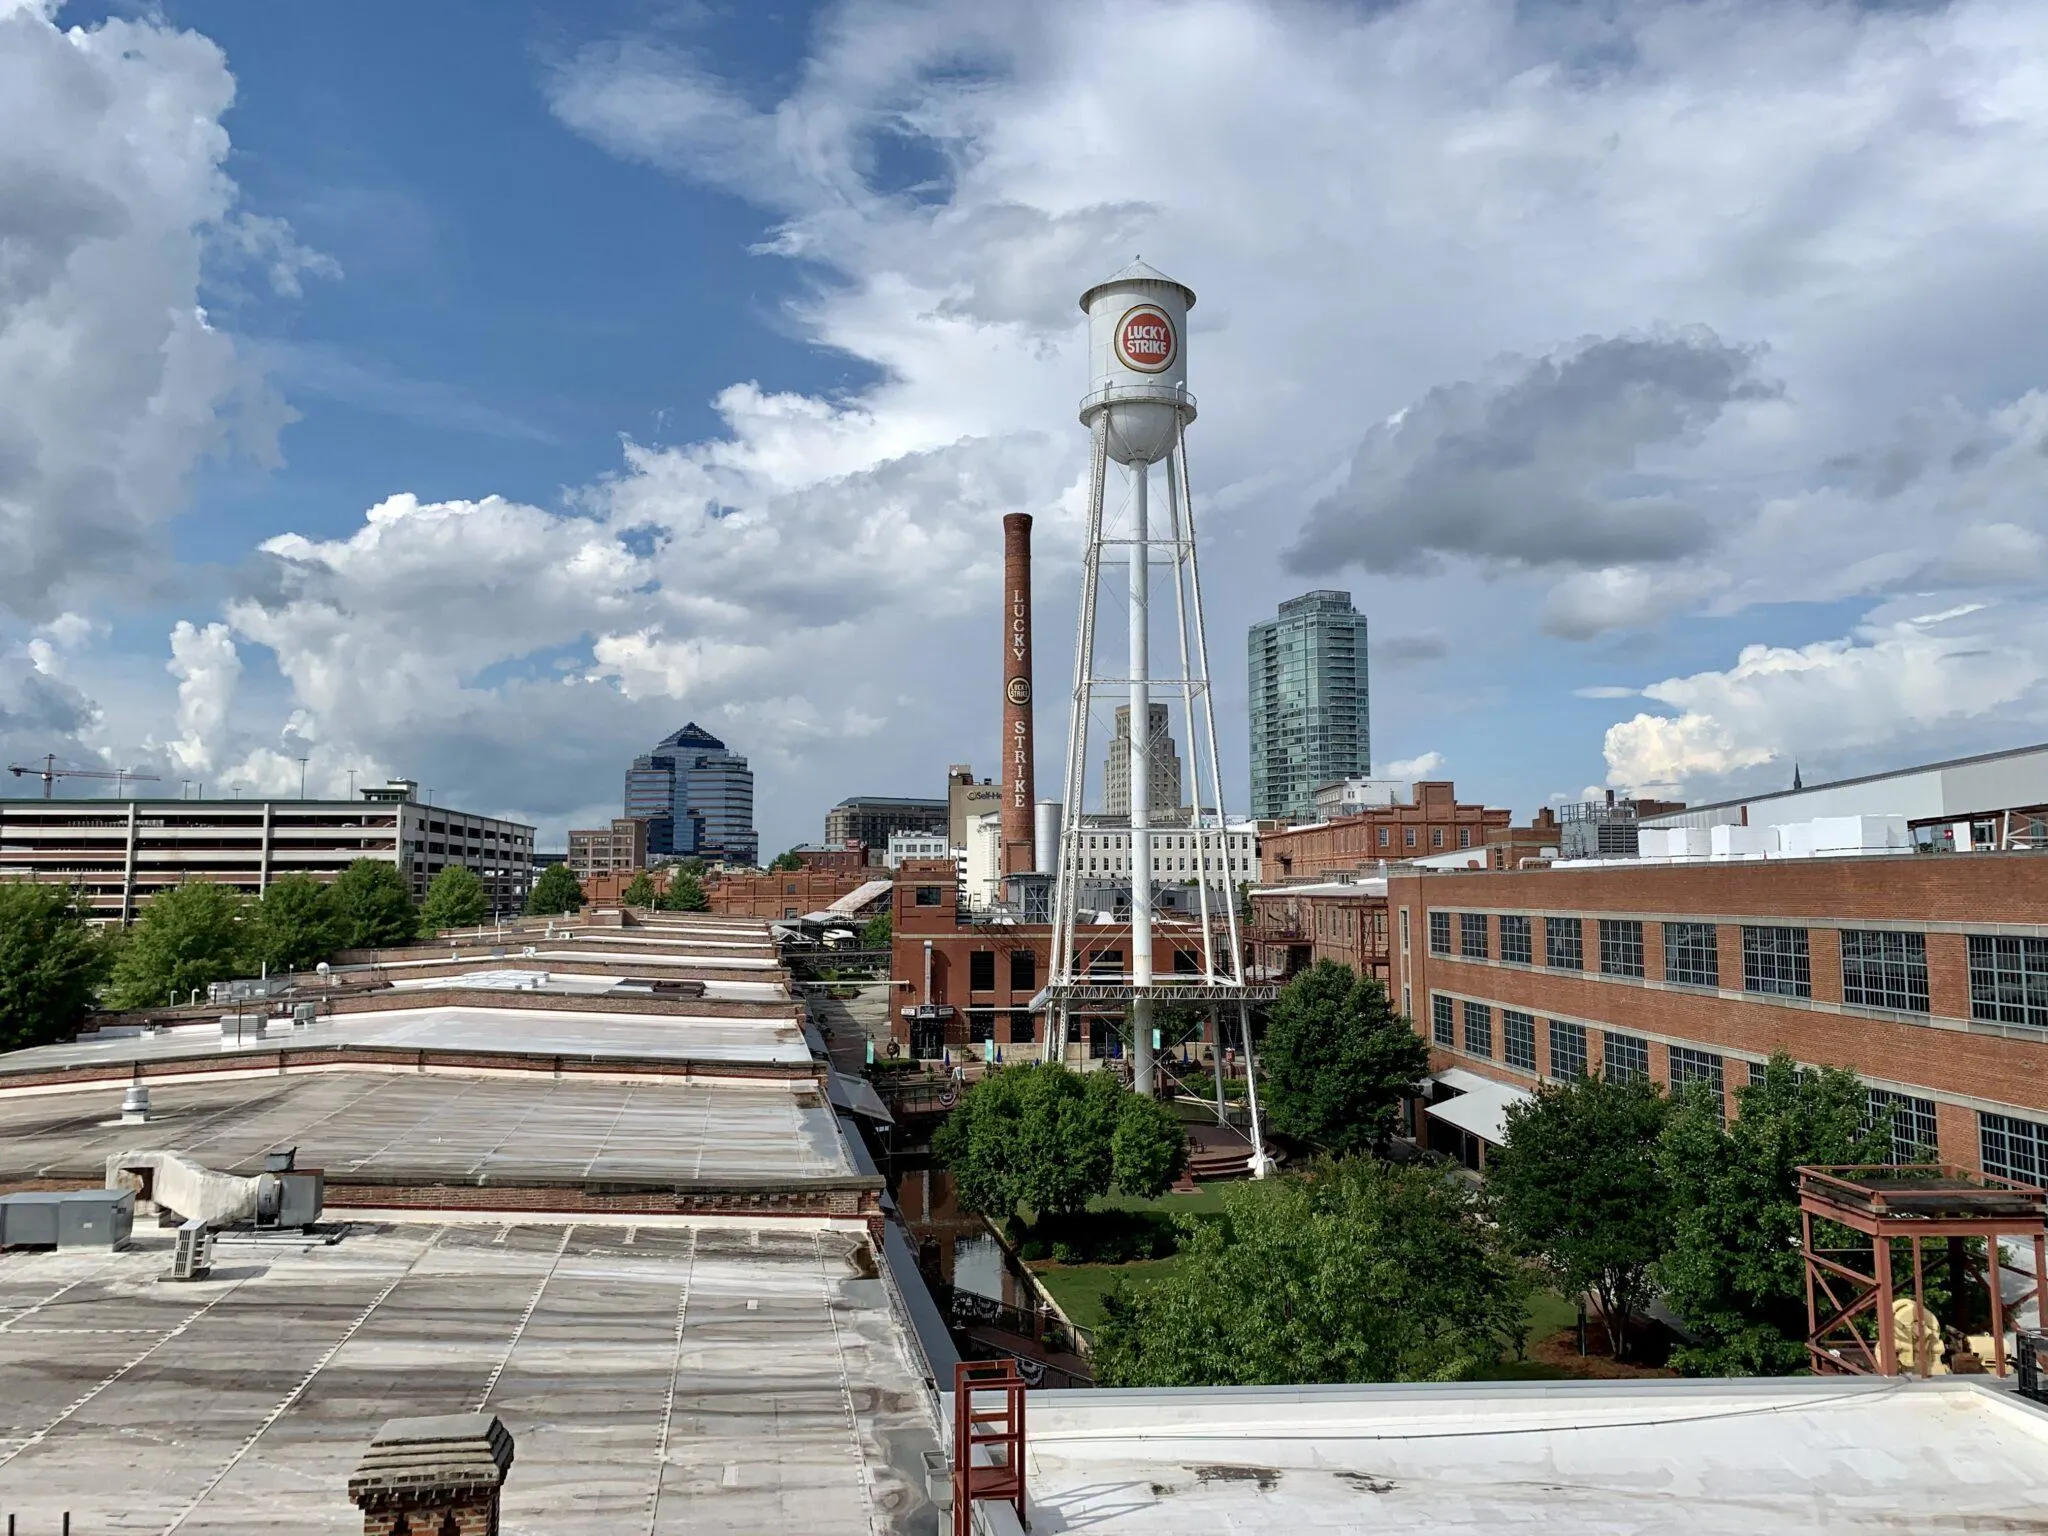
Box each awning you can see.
[827,1068,895,1126]
[1423,1073,1533,1146]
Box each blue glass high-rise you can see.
[624,723,757,866]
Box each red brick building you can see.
[713,867,885,919]
[1390,851,2048,1179]
[1246,878,1391,985]
[1258,781,1515,880]
[888,859,1227,1061]
[784,842,870,873]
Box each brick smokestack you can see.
[1001,513,1035,875]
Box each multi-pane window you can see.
[968,1010,995,1044]
[1741,926,1811,998]
[1429,911,1452,956]
[1545,917,1583,970]
[969,951,996,991]
[1967,935,2048,1030]
[1663,922,1719,988]
[1432,994,1455,1047]
[1010,950,1037,992]
[1547,1019,1588,1078]
[1866,1088,1938,1165]
[1459,912,1489,960]
[1463,1001,1493,1058]
[1499,915,1532,965]
[1670,1046,1724,1099]
[1503,1009,1536,1071]
[1598,919,1644,978]
[1603,1031,1650,1084]
[1981,1111,2048,1184]
[1840,930,1928,1013]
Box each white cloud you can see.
[1383,751,1447,781]
[0,5,307,618]
[164,620,241,776]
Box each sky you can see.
[8,0,2048,853]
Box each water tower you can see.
[1038,261,1269,1161]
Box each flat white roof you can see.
[997,1377,2048,1533]
[1424,1072,1533,1146]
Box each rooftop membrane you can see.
[0,1222,938,1533]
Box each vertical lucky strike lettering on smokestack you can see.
[1001,512,1036,875]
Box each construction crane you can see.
[7,754,161,799]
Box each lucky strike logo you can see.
[1115,304,1176,373]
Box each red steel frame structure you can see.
[953,1359,1027,1535]
[1800,1163,2047,1378]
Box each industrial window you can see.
[1840,930,1929,1013]
[1173,949,1200,975]
[1741,926,1811,998]
[1547,1020,1587,1079]
[1499,915,1532,965]
[1088,949,1123,977]
[1980,1111,2048,1184]
[1429,910,1452,955]
[1544,917,1583,970]
[1431,828,1445,848]
[1670,1046,1724,1101]
[1462,1000,1493,1058]
[1432,994,1454,1047]
[1459,912,1489,960]
[1663,922,1719,988]
[1603,1030,1649,1084]
[1405,827,1416,848]
[1866,1088,1939,1165]
[969,951,996,992]
[1008,1010,1035,1044]
[914,886,943,906]
[1967,934,2048,1029]
[968,1010,995,1044]
[1378,826,1390,847]
[1010,950,1036,992]
[1458,827,1472,849]
[1503,1009,1536,1071]
[1598,919,1644,978]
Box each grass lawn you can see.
[1032,1256,1183,1331]
[1086,1182,1236,1219]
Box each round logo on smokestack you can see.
[1006,678,1032,706]
[1115,304,1176,373]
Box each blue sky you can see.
[8,0,2048,852]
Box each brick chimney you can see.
[1001,512,1036,875]
[348,1413,514,1535]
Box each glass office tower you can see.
[1247,590,1371,823]
[624,722,758,866]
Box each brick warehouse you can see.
[1390,851,2048,1179]
[1258,779,1527,880]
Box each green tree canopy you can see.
[1258,961,1431,1154]
[768,848,803,872]
[860,912,891,949]
[1657,1051,1891,1375]
[1093,1158,1530,1387]
[1489,1072,1672,1356]
[620,870,658,907]
[930,1063,1186,1222]
[331,859,419,948]
[658,870,708,912]
[0,883,110,1049]
[249,875,347,975]
[420,865,488,931]
[107,880,249,1010]
[526,863,585,916]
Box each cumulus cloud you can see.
[1286,330,1778,578]
[1383,751,1447,781]
[1603,606,2046,796]
[0,5,310,618]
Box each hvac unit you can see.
[0,1190,135,1250]
[170,1218,214,1281]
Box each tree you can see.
[931,1063,1186,1222]
[107,880,249,1010]
[1093,1158,1530,1387]
[860,912,892,949]
[1657,1051,1892,1375]
[1258,961,1430,1154]
[659,871,708,912]
[331,859,419,948]
[768,848,803,872]
[1489,1072,1672,1357]
[0,883,110,1049]
[620,870,658,907]
[420,866,488,931]
[526,863,585,916]
[249,875,347,974]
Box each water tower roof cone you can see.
[1078,258,1196,467]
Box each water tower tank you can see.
[1078,259,1196,466]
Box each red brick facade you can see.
[1246,883,1391,984]
[710,868,883,918]
[1259,781,1515,880]
[1389,852,2048,1174]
